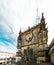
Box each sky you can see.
[0,0,54,52]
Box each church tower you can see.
[17,28,22,49]
[16,28,22,63]
[37,13,49,63]
[38,13,48,49]
[16,13,49,64]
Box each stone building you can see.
[16,13,49,65]
[49,38,54,64]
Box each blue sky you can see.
[0,17,16,52]
[0,0,54,52]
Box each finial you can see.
[41,13,45,23]
[28,26,30,30]
[42,13,44,18]
[42,13,44,19]
[19,27,22,35]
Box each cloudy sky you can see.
[0,0,54,52]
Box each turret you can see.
[40,13,46,30]
[16,28,22,63]
[38,13,48,49]
[17,28,22,49]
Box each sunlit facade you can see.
[0,51,15,63]
[16,13,49,65]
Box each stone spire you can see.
[17,27,22,49]
[42,13,44,19]
[40,13,46,30]
[41,13,45,23]
[19,27,22,35]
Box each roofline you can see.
[21,23,40,35]
[0,51,15,54]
